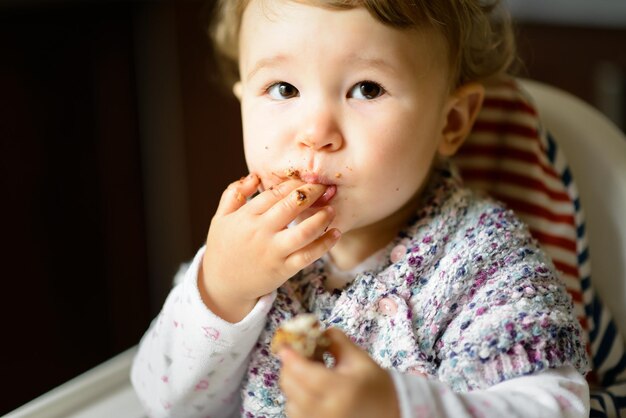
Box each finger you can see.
[263,183,330,230]
[284,400,310,418]
[279,347,332,394]
[280,364,318,410]
[244,179,304,215]
[284,228,341,272]
[214,174,260,216]
[276,206,335,252]
[323,328,365,368]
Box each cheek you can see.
[242,120,271,170]
[242,104,291,167]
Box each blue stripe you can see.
[574,197,581,212]
[594,320,617,367]
[591,393,608,414]
[602,352,626,386]
[605,390,626,410]
[581,275,592,291]
[546,133,557,162]
[578,247,589,265]
[577,222,585,239]
[562,167,572,186]
[589,407,607,418]
[589,296,603,343]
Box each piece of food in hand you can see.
[271,314,329,359]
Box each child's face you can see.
[237,0,454,237]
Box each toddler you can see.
[131,0,590,417]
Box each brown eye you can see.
[349,81,385,100]
[268,82,299,99]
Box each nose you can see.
[296,106,343,152]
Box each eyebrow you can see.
[347,55,398,75]
[245,54,290,81]
[245,53,398,82]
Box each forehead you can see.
[239,0,449,80]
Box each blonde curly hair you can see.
[210,0,516,89]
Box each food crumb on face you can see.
[285,167,301,179]
[335,172,342,179]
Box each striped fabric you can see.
[454,78,626,417]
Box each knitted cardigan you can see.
[240,161,589,417]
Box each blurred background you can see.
[0,0,624,414]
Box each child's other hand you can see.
[200,174,341,322]
[279,328,401,418]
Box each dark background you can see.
[0,0,624,414]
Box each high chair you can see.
[457,77,626,418]
[519,79,626,339]
[521,79,626,418]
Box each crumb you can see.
[295,190,307,205]
[335,172,342,179]
[285,167,301,179]
[236,192,245,202]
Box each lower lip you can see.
[311,185,337,207]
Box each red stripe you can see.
[482,97,537,116]
[552,260,580,278]
[472,120,539,139]
[578,316,589,333]
[491,193,576,224]
[563,286,583,303]
[458,143,560,180]
[462,169,570,202]
[529,228,577,252]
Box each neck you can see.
[329,191,423,271]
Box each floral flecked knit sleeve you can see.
[433,202,588,392]
[130,247,276,418]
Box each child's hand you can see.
[200,174,341,322]
[278,328,401,418]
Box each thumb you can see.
[324,328,364,367]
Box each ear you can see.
[233,81,243,101]
[438,82,485,157]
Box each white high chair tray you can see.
[5,347,144,418]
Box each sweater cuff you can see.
[180,246,277,346]
[390,370,436,418]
